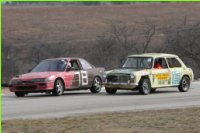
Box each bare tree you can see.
[94,22,157,69]
[141,22,156,53]
[93,35,116,69]
[44,42,74,58]
[2,43,19,84]
[28,43,47,64]
[165,21,200,79]
[93,23,139,68]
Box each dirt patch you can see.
[3,107,200,133]
[1,87,12,95]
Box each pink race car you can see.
[9,58,105,97]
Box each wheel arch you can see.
[54,77,65,88]
[139,75,152,86]
[92,75,102,86]
[139,75,150,81]
[182,74,190,80]
[178,74,190,86]
[90,75,102,93]
[93,75,102,81]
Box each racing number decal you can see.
[74,71,81,86]
[81,71,88,86]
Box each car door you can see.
[68,59,82,89]
[62,59,90,89]
[151,57,171,88]
[166,58,183,86]
[79,59,93,87]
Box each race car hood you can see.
[106,69,140,75]
[106,68,150,76]
[13,72,60,80]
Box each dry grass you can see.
[3,107,200,133]
[3,3,200,46]
[2,3,200,81]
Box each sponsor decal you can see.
[155,73,170,80]
[172,71,181,85]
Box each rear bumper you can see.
[9,82,54,92]
[104,82,138,89]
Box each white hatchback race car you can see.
[104,53,194,95]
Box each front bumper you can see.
[104,82,138,89]
[9,81,54,92]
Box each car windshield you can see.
[122,57,153,69]
[31,60,67,72]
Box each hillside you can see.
[2,3,200,82]
[3,3,200,46]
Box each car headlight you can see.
[31,75,55,83]
[130,73,135,79]
[103,72,107,78]
[9,79,22,85]
[32,78,52,83]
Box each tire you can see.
[15,92,25,97]
[178,76,190,92]
[138,78,151,95]
[105,88,117,94]
[90,77,102,93]
[52,79,64,96]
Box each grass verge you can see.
[3,107,200,133]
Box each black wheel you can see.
[105,88,117,94]
[52,79,64,96]
[15,92,25,97]
[178,76,190,92]
[151,88,157,93]
[138,78,151,95]
[90,77,102,93]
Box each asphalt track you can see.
[2,82,200,120]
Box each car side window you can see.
[70,60,80,70]
[79,59,92,69]
[154,58,168,69]
[167,58,182,68]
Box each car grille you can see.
[16,85,36,90]
[16,80,34,85]
[107,74,130,83]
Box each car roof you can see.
[128,53,178,58]
[44,57,81,61]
